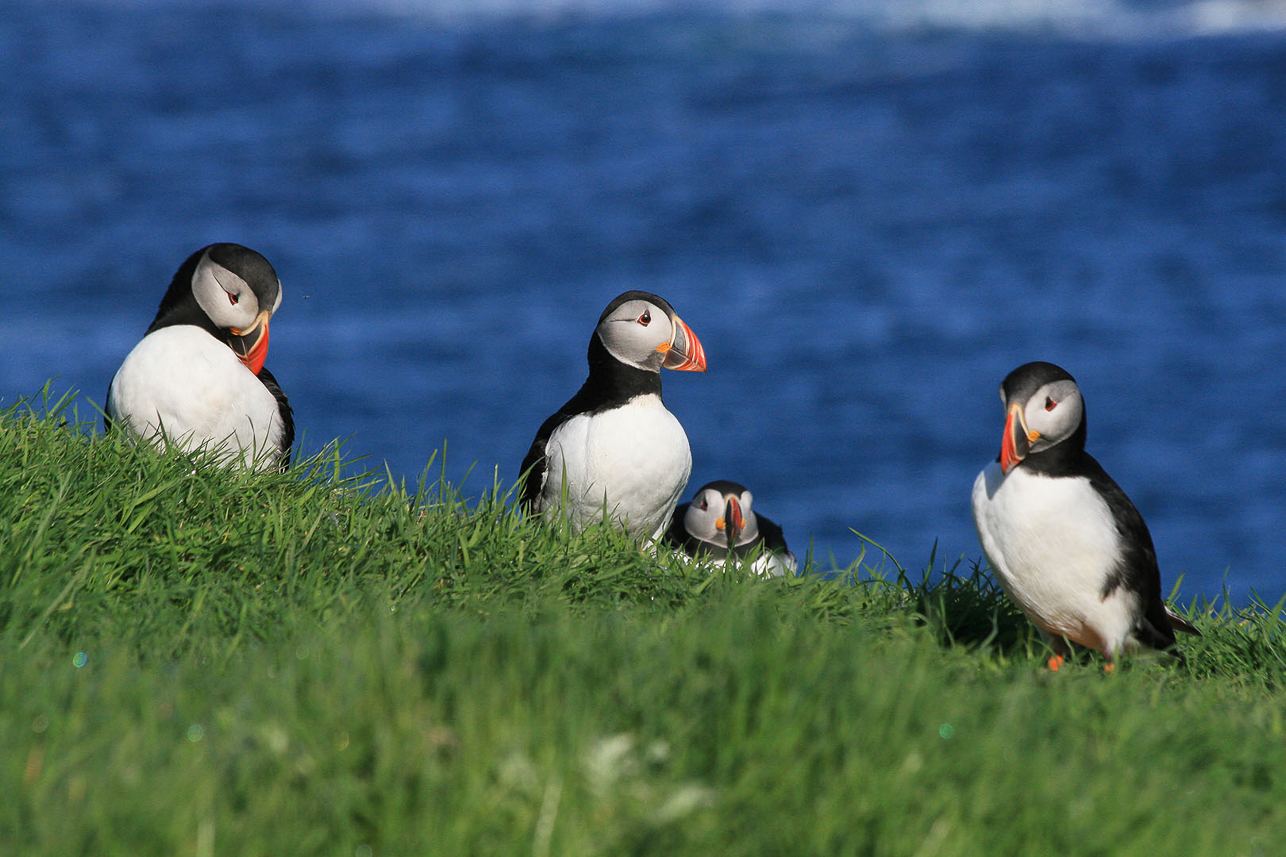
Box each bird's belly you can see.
[750,550,797,578]
[971,464,1134,651]
[109,326,283,468]
[545,399,691,539]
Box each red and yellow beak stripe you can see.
[229,309,272,375]
[659,314,707,372]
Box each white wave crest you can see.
[75,0,1286,39]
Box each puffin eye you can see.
[228,292,239,305]
[1045,396,1057,411]
[637,310,651,326]
[699,499,708,510]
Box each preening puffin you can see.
[664,480,798,577]
[105,243,293,470]
[971,361,1199,670]
[520,291,706,541]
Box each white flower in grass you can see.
[585,733,637,794]
[583,733,717,823]
[498,749,540,796]
[653,783,717,824]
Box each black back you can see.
[754,513,790,555]
[142,246,222,338]
[1069,453,1177,650]
[256,366,295,469]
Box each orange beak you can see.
[1000,402,1029,474]
[229,310,272,375]
[716,496,744,548]
[659,315,707,372]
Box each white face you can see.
[597,298,675,371]
[191,250,282,332]
[1013,379,1083,453]
[683,487,726,543]
[683,486,760,547]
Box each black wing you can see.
[103,382,114,433]
[1081,453,1183,652]
[257,366,294,469]
[662,502,694,553]
[753,512,790,554]
[519,408,572,513]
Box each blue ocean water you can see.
[4,0,1286,603]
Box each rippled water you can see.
[5,0,1286,602]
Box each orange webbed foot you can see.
[1046,654,1065,671]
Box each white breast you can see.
[971,462,1139,656]
[676,547,798,578]
[749,550,797,578]
[108,325,285,469]
[540,394,691,541]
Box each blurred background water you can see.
[4,0,1286,603]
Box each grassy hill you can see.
[3,390,1285,855]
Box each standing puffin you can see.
[664,480,798,577]
[105,243,293,470]
[520,291,706,541]
[971,361,1199,670]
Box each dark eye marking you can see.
[1045,396,1057,411]
[637,310,651,326]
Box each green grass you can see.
[3,388,1286,855]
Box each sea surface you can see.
[5,0,1286,603]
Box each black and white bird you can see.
[971,361,1199,670]
[520,291,706,541]
[664,480,798,577]
[105,243,293,470]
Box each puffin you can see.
[520,291,706,541]
[664,480,798,577]
[105,243,293,470]
[971,361,1199,670]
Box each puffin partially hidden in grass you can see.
[664,480,798,577]
[971,361,1199,670]
[520,291,706,541]
[105,243,293,470]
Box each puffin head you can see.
[594,291,706,374]
[683,480,759,551]
[995,361,1085,474]
[188,243,283,374]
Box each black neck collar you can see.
[573,333,663,412]
[1018,417,1089,477]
